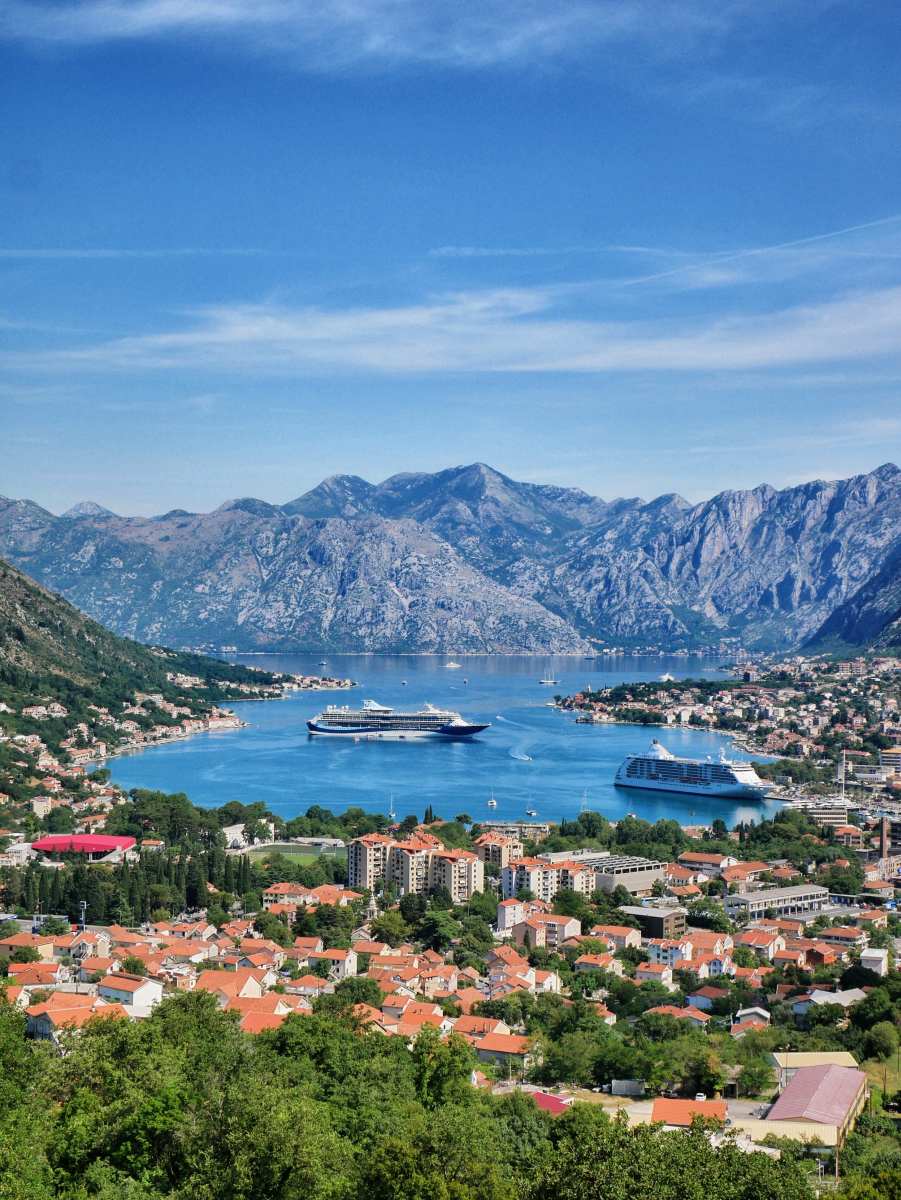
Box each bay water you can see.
[103,654,783,829]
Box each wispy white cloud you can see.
[0,0,775,69]
[428,215,901,297]
[9,281,901,377]
[616,213,901,290]
[429,243,690,260]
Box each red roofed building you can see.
[731,1018,768,1038]
[475,1032,532,1069]
[26,993,128,1040]
[645,1004,710,1028]
[651,1098,727,1127]
[31,834,135,860]
[531,1090,573,1116]
[239,1011,290,1034]
[589,924,641,950]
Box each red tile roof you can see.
[651,1098,727,1126]
[477,1032,530,1055]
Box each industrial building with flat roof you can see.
[591,855,665,895]
[478,821,551,842]
[724,884,829,921]
[536,851,665,895]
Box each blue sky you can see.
[3,0,901,514]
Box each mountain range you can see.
[1,462,899,654]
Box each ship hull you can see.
[306,720,488,739]
[614,774,770,800]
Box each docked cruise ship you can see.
[614,739,772,799]
[306,699,489,739]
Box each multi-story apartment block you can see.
[346,832,483,902]
[387,839,435,895]
[429,849,484,904]
[474,831,524,869]
[346,833,395,890]
[500,858,564,902]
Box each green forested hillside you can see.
[0,556,281,710]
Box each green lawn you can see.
[246,847,340,865]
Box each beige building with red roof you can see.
[474,831,523,868]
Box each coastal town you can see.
[558,653,901,812]
[2,749,899,1190]
[0,666,353,777]
[1,569,899,1195]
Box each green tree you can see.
[37,916,70,936]
[417,911,460,953]
[10,946,40,965]
[532,1106,813,1200]
[865,1020,899,1061]
[314,975,384,1016]
[371,911,412,947]
[410,1026,475,1109]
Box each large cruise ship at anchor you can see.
[306,699,489,739]
[614,739,772,799]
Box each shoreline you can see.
[559,706,775,759]
[227,650,727,659]
[88,677,357,768]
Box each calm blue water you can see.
[104,655,783,828]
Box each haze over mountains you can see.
[1,463,899,654]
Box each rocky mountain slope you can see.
[0,496,590,653]
[1,462,899,653]
[806,538,901,651]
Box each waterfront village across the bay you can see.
[558,652,901,814]
[1,646,900,1192]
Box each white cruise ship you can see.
[614,739,772,799]
[307,699,488,739]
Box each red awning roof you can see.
[31,834,136,853]
[532,1091,572,1115]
